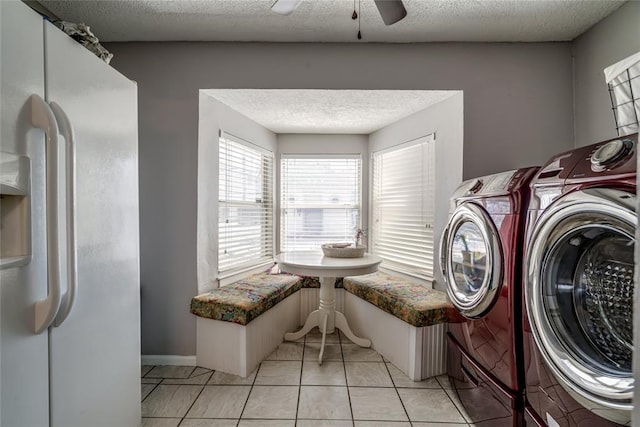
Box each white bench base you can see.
[343,292,447,381]
[195,286,447,381]
[196,291,300,377]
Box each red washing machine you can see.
[523,133,637,426]
[440,167,539,427]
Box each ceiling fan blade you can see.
[374,0,407,25]
[271,0,303,16]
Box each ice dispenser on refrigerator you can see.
[0,152,30,269]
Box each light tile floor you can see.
[141,328,474,427]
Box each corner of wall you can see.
[196,92,278,293]
[366,92,464,292]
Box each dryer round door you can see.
[441,202,503,318]
[526,188,635,424]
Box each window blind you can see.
[281,155,362,251]
[371,135,435,278]
[218,132,274,276]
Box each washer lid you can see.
[442,202,503,318]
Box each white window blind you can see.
[281,155,361,251]
[218,132,274,277]
[371,135,435,279]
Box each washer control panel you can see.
[590,138,633,172]
[457,170,517,198]
[567,133,637,180]
[468,178,483,194]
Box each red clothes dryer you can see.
[523,134,637,426]
[441,167,539,427]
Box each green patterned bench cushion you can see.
[190,273,302,325]
[343,272,455,327]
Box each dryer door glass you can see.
[445,203,503,318]
[451,222,488,296]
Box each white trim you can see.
[218,260,274,287]
[371,133,435,156]
[370,136,436,278]
[281,153,362,159]
[217,135,275,275]
[141,355,197,366]
[280,154,363,252]
[378,265,435,286]
[221,130,273,156]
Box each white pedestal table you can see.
[276,251,382,364]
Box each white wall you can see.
[276,134,369,253]
[573,1,640,146]
[198,93,277,292]
[106,41,574,356]
[369,93,464,291]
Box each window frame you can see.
[279,153,363,252]
[370,134,435,280]
[217,131,275,284]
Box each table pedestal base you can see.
[284,276,371,364]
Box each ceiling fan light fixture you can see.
[373,0,407,25]
[271,0,303,16]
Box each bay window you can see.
[280,155,362,251]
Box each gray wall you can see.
[573,1,640,146]
[106,41,574,356]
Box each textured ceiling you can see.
[37,1,623,134]
[204,90,458,134]
[40,0,625,43]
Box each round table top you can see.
[275,251,382,278]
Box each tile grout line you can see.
[176,368,207,427]
[140,365,161,404]
[338,331,356,427]
[441,377,470,424]
[294,333,307,423]
[142,338,469,426]
[236,360,260,424]
[384,359,413,425]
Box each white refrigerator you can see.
[1,2,141,426]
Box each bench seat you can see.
[190,273,301,325]
[343,272,454,327]
[343,271,453,380]
[191,269,453,380]
[192,273,302,377]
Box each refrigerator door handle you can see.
[50,102,77,327]
[31,94,63,334]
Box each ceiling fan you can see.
[271,0,407,26]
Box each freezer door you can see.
[44,22,141,427]
[0,2,50,427]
